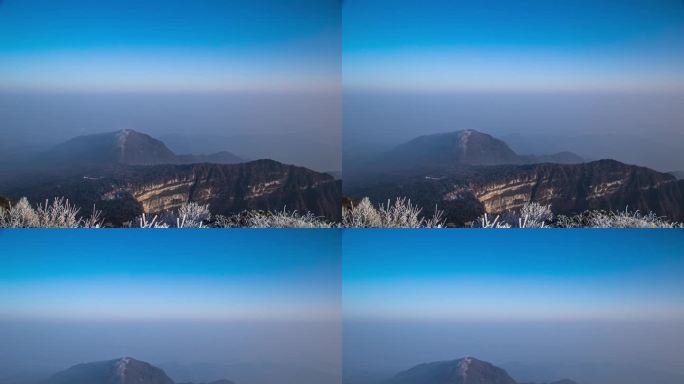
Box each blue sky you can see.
[343,230,684,321]
[344,0,684,92]
[0,230,341,321]
[0,0,340,92]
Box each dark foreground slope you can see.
[7,159,341,225]
[346,159,684,226]
[345,129,683,225]
[0,129,341,225]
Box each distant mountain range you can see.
[43,357,233,384]
[0,130,340,225]
[387,357,575,384]
[376,130,583,170]
[345,129,684,225]
[668,171,684,180]
[32,356,577,384]
[39,129,242,166]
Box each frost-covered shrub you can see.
[215,209,335,228]
[556,209,683,228]
[475,202,551,228]
[132,202,211,228]
[478,202,682,228]
[475,213,512,228]
[134,213,171,228]
[342,197,382,227]
[163,202,211,228]
[519,202,553,227]
[0,197,102,228]
[342,197,444,228]
[177,202,211,225]
[491,202,553,228]
[127,202,334,228]
[0,198,39,227]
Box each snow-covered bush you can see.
[342,197,445,228]
[132,202,211,228]
[477,202,682,228]
[5,194,681,228]
[215,209,335,228]
[0,197,102,228]
[177,202,211,225]
[475,213,512,228]
[342,197,382,228]
[485,202,553,228]
[475,202,551,228]
[134,213,171,228]
[0,198,39,228]
[518,202,553,227]
[556,209,683,228]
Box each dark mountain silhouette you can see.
[388,357,575,384]
[177,381,235,384]
[45,357,175,384]
[345,130,684,226]
[346,159,684,226]
[0,130,339,225]
[39,130,242,167]
[8,159,341,225]
[383,130,520,168]
[374,130,582,172]
[43,357,234,384]
[175,151,243,165]
[389,357,517,384]
[42,130,178,166]
[518,152,584,165]
[668,170,684,180]
[160,361,337,384]
[520,381,578,384]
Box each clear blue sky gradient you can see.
[343,0,684,92]
[0,230,341,321]
[343,230,684,321]
[0,0,341,92]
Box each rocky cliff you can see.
[11,159,341,226]
[346,160,684,226]
[469,160,684,218]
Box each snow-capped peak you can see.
[458,357,473,379]
[116,357,132,383]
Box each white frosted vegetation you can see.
[555,209,684,229]
[215,209,336,228]
[476,202,682,229]
[0,197,102,228]
[132,203,335,228]
[131,202,211,228]
[2,196,681,228]
[342,197,445,228]
[476,202,553,228]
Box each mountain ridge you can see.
[1,130,339,225]
[5,159,341,226]
[43,357,234,384]
[376,130,583,171]
[345,130,683,225]
[40,129,242,167]
[388,357,575,384]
